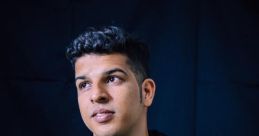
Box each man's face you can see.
[74,53,149,136]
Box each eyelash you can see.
[78,81,91,90]
[106,76,124,84]
[77,76,124,90]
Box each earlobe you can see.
[142,78,156,107]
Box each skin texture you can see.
[74,53,156,136]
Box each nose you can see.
[90,84,110,104]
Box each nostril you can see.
[91,94,109,104]
[97,96,109,103]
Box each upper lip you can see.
[91,108,115,117]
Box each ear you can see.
[141,78,156,107]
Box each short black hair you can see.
[66,26,150,83]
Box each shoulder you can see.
[148,130,167,136]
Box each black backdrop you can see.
[2,0,259,136]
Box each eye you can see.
[78,81,91,90]
[106,76,123,85]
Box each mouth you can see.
[91,109,115,123]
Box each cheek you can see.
[112,84,141,115]
[78,96,91,121]
[114,83,139,101]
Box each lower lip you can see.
[93,112,114,123]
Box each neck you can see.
[124,111,149,136]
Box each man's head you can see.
[66,26,149,85]
[66,26,156,136]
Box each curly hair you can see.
[66,26,150,83]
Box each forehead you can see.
[74,53,131,77]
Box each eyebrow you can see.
[75,68,128,82]
[75,75,87,82]
[104,68,128,76]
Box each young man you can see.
[66,26,165,136]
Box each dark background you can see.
[2,0,259,136]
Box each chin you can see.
[93,130,117,136]
[91,124,118,136]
